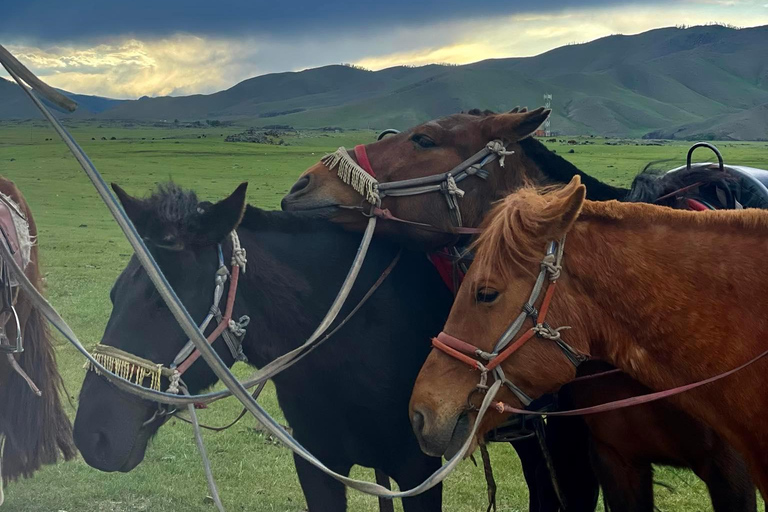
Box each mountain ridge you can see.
[1,24,766,139]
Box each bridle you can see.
[87,231,249,408]
[431,239,587,408]
[322,139,515,232]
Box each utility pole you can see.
[543,94,552,136]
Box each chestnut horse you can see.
[409,176,768,500]
[283,108,754,510]
[0,177,75,505]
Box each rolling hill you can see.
[1,24,766,139]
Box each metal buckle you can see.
[0,305,22,353]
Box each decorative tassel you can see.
[85,345,173,392]
[322,148,380,204]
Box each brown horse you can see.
[282,107,627,249]
[409,176,768,499]
[283,109,754,510]
[0,177,75,505]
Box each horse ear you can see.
[112,183,151,235]
[508,106,520,113]
[546,176,586,238]
[195,182,248,245]
[483,107,551,142]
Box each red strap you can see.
[176,265,241,376]
[432,336,483,370]
[686,198,711,211]
[427,250,464,294]
[495,346,768,417]
[354,145,376,177]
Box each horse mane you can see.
[471,185,571,284]
[136,182,342,241]
[581,197,768,232]
[473,182,768,288]
[0,177,75,483]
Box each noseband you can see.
[322,140,515,231]
[86,231,249,401]
[431,239,587,408]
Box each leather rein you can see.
[431,238,768,417]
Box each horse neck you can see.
[512,138,628,201]
[559,204,768,390]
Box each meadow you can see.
[0,119,766,511]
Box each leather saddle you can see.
[0,194,27,353]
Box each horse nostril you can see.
[288,176,310,196]
[412,410,426,436]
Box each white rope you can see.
[230,231,247,273]
[486,140,515,168]
[167,370,181,395]
[445,175,465,198]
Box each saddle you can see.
[663,163,768,211]
[0,193,29,353]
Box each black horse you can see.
[73,182,454,511]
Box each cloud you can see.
[2,3,766,98]
[0,0,633,44]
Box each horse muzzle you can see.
[411,405,473,459]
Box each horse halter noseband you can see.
[87,231,250,399]
[432,239,587,408]
[322,139,515,230]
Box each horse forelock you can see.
[471,186,567,285]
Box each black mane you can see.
[137,182,341,238]
[519,137,629,201]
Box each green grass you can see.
[0,120,765,511]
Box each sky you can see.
[2,0,767,99]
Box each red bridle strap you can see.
[354,145,376,178]
[432,280,560,372]
[176,264,241,376]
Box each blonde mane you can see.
[471,184,575,283]
[472,182,768,286]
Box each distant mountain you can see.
[1,24,766,139]
[0,77,125,118]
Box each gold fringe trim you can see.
[322,147,380,205]
[84,344,175,392]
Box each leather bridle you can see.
[431,239,587,408]
[324,139,515,233]
[88,231,249,403]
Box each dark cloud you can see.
[3,0,642,43]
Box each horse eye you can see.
[476,288,499,304]
[411,134,436,148]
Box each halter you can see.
[86,231,249,396]
[322,140,515,229]
[431,239,587,407]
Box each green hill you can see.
[1,24,766,138]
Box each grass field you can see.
[0,120,766,511]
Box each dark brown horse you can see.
[409,177,768,500]
[0,177,75,505]
[282,109,755,510]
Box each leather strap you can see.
[496,345,768,417]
